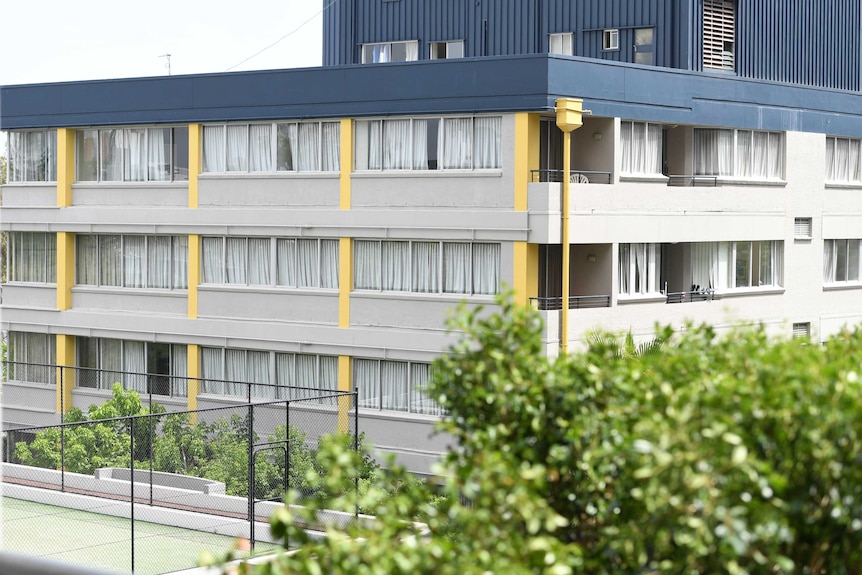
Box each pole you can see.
[149,413,154,506]
[130,417,135,575]
[60,367,65,493]
[285,399,290,497]
[248,404,255,550]
[354,387,359,521]
[561,129,571,353]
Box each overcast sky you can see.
[0,0,325,86]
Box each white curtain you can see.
[148,128,170,181]
[225,349,247,398]
[101,339,123,390]
[473,116,501,169]
[381,361,408,411]
[100,235,123,287]
[752,132,768,178]
[383,119,411,169]
[173,236,189,289]
[247,237,270,285]
[226,237,247,284]
[412,242,439,293]
[201,237,224,284]
[354,359,379,409]
[124,129,147,182]
[123,341,147,392]
[366,120,382,170]
[276,353,296,398]
[203,126,225,172]
[297,123,319,171]
[171,344,188,397]
[147,236,171,288]
[472,243,500,295]
[76,235,99,285]
[318,356,338,404]
[646,123,662,174]
[690,243,716,290]
[411,362,443,415]
[297,239,318,287]
[382,241,410,290]
[826,137,837,181]
[716,242,731,289]
[736,130,752,177]
[249,124,273,172]
[77,130,100,181]
[201,347,224,394]
[276,123,295,171]
[443,242,471,293]
[276,238,296,286]
[767,132,783,178]
[321,122,340,172]
[248,350,272,399]
[412,119,429,170]
[296,355,318,393]
[759,241,782,286]
[101,129,124,181]
[354,240,381,289]
[226,125,248,172]
[320,239,339,289]
[46,130,57,181]
[695,129,732,176]
[124,235,146,288]
[441,117,472,169]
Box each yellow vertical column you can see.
[187,344,200,414]
[338,118,354,431]
[55,129,77,414]
[187,125,202,411]
[513,113,541,306]
[188,124,201,209]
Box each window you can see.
[824,240,861,284]
[7,232,56,283]
[354,240,500,295]
[7,332,56,385]
[76,235,188,289]
[792,322,811,340]
[603,29,619,51]
[619,243,662,296]
[689,241,783,290]
[201,236,339,289]
[361,41,419,63]
[201,346,337,402]
[621,121,662,175]
[694,128,784,179]
[794,217,813,239]
[202,121,340,173]
[355,115,501,171]
[549,33,573,55]
[76,127,188,182]
[633,28,655,65]
[7,130,57,182]
[354,359,443,415]
[76,337,187,396]
[430,40,464,59]
[825,137,862,183]
[703,0,735,70]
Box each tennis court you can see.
[2,497,277,574]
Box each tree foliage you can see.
[248,294,862,575]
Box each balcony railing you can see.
[665,289,715,304]
[530,169,613,184]
[530,294,611,310]
[667,174,718,187]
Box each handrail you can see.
[665,289,715,304]
[530,294,611,310]
[529,169,613,184]
[667,174,718,187]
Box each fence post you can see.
[285,399,290,497]
[149,413,154,506]
[60,366,65,493]
[130,416,136,575]
[248,404,255,550]
[354,387,359,521]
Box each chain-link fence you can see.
[2,362,359,575]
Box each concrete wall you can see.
[1,184,56,207]
[1,284,56,310]
[71,288,188,316]
[72,184,188,207]
[198,175,340,207]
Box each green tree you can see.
[248,295,862,575]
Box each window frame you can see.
[823,239,862,285]
[353,358,443,415]
[76,336,188,397]
[74,126,189,183]
[602,29,620,51]
[825,136,862,184]
[549,32,574,55]
[6,231,57,284]
[703,0,736,71]
[7,332,56,385]
[361,40,419,64]
[429,39,464,59]
[618,242,662,297]
[75,234,189,290]
[620,121,664,176]
[694,127,785,180]
[6,129,58,183]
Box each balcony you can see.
[530,294,611,310]
[530,169,612,184]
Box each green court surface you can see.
[2,497,278,575]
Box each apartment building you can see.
[3,0,862,473]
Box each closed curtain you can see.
[759,241,782,286]
[77,235,99,285]
[7,133,23,181]
[203,126,225,172]
[381,361,408,411]
[441,117,472,169]
[646,123,662,174]
[297,239,318,287]
[634,244,646,293]
[124,235,146,288]
[201,347,224,394]
[296,355,318,397]
[248,350,272,399]
[826,138,837,181]
[318,356,338,404]
[173,236,189,289]
[276,353,296,398]
[226,237,247,284]
[382,241,409,291]
[850,140,862,182]
[201,237,224,284]
[321,122,340,172]
[354,359,379,409]
[752,132,768,178]
[101,339,123,390]
[101,129,124,181]
[276,238,296,286]
[124,128,147,182]
[320,239,339,289]
[147,236,172,288]
[383,119,411,169]
[148,128,170,181]
[249,124,273,172]
[412,241,439,293]
[26,132,46,181]
[77,130,99,181]
[100,235,123,287]
[354,240,381,289]
[690,243,716,290]
[472,243,500,295]
[225,349,247,397]
[123,341,147,392]
[473,116,501,169]
[443,242,471,293]
[46,131,57,181]
[736,130,752,177]
[412,363,443,416]
[835,138,850,182]
[171,344,188,397]
[226,125,248,172]
[412,119,429,170]
[297,123,319,171]
[621,122,634,174]
[366,120,382,170]
[247,237,270,286]
[767,132,783,178]
[695,129,732,176]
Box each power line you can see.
[225,0,339,72]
